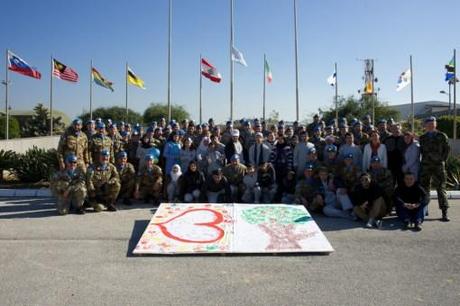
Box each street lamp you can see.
[440,87,451,116]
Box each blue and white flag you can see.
[327,72,336,86]
[396,69,411,92]
[231,46,248,67]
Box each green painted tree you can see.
[0,116,21,139]
[143,103,190,124]
[318,95,401,124]
[22,103,65,137]
[79,106,143,125]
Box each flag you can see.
[327,72,336,86]
[231,46,248,67]
[396,69,411,92]
[264,58,272,83]
[445,56,455,82]
[127,67,145,89]
[201,58,222,83]
[364,81,373,94]
[53,59,78,82]
[7,51,41,79]
[92,67,114,92]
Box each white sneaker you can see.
[366,218,375,228]
[375,220,383,229]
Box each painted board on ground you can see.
[133,203,334,255]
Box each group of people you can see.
[51,113,451,231]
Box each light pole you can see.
[440,88,451,116]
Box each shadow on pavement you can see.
[313,214,404,232]
[126,219,150,257]
[0,197,58,219]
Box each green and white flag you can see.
[264,58,272,83]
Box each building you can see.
[390,101,450,119]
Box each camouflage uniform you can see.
[117,162,136,201]
[419,130,450,211]
[51,167,87,215]
[86,163,121,211]
[109,132,123,156]
[89,134,114,164]
[57,128,89,169]
[353,132,369,149]
[136,165,163,203]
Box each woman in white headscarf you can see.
[196,137,210,173]
[166,164,182,202]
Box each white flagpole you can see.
[49,56,54,136]
[453,49,457,141]
[125,62,129,122]
[335,62,338,128]
[167,0,172,122]
[4,49,9,140]
[199,54,203,124]
[263,54,266,121]
[410,55,414,133]
[90,59,93,121]
[230,0,234,122]
[294,0,300,121]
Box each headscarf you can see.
[170,164,182,182]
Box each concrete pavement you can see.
[0,197,459,306]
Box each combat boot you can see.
[441,209,450,222]
[107,202,117,212]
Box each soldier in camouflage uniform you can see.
[352,121,369,149]
[84,119,96,140]
[108,123,123,156]
[51,154,87,215]
[310,126,326,161]
[377,119,391,143]
[295,164,323,212]
[115,151,136,205]
[89,122,114,164]
[134,154,163,205]
[86,149,120,212]
[419,116,451,222]
[223,154,247,201]
[57,118,89,170]
[368,156,394,213]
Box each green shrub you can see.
[446,155,460,190]
[13,147,59,183]
[0,116,21,139]
[0,149,19,182]
[437,116,460,139]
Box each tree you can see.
[318,95,400,125]
[143,103,190,124]
[0,116,21,139]
[22,103,65,137]
[265,110,280,125]
[79,106,143,125]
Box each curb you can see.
[1,189,460,199]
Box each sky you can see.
[1,0,460,123]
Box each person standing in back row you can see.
[419,116,450,222]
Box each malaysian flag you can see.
[53,59,79,82]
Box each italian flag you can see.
[201,58,222,83]
[265,58,272,83]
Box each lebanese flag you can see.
[201,58,222,83]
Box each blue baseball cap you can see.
[117,151,127,159]
[96,122,106,129]
[65,154,77,163]
[101,149,110,157]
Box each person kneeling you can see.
[180,161,205,203]
[134,154,163,205]
[115,151,136,205]
[394,172,428,231]
[51,154,87,215]
[203,168,231,203]
[241,165,261,203]
[351,173,387,228]
[86,149,121,212]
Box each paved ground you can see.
[0,198,459,306]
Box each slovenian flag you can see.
[7,51,41,79]
[396,69,411,92]
[201,58,222,83]
[92,67,114,92]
